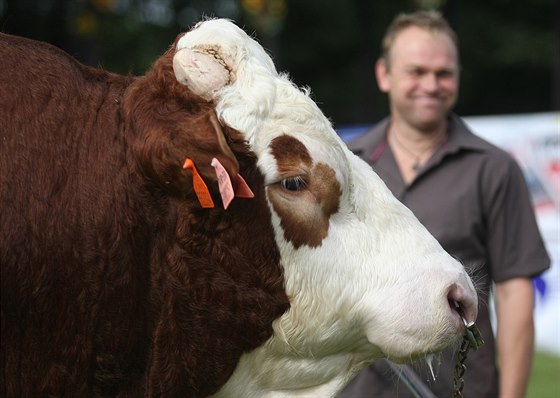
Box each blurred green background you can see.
[1,1,558,395]
[528,352,560,398]
[1,0,558,128]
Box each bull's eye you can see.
[280,176,307,191]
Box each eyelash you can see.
[280,176,307,191]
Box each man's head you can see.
[375,10,460,132]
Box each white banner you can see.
[465,112,560,355]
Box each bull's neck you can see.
[210,336,375,398]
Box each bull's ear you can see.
[180,111,256,209]
[183,110,240,186]
[173,47,231,101]
[125,43,246,207]
[132,106,242,205]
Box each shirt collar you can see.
[347,113,488,164]
[445,114,488,154]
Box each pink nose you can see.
[447,283,478,326]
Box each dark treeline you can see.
[1,0,558,126]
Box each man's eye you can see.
[280,176,307,191]
[437,70,455,79]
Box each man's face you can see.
[376,26,459,132]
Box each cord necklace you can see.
[390,129,447,172]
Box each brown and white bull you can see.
[0,19,477,397]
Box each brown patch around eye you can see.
[268,134,341,249]
[313,163,340,217]
[269,134,312,175]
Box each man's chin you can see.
[410,110,451,132]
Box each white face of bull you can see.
[173,19,478,398]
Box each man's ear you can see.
[375,59,391,93]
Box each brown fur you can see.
[0,32,290,397]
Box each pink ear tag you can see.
[234,174,254,198]
[211,158,235,209]
[210,158,255,209]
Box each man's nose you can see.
[421,73,439,92]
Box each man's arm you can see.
[494,277,535,398]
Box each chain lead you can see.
[452,319,485,397]
[452,336,471,397]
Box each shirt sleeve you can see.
[482,150,551,282]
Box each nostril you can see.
[447,283,478,325]
[451,300,471,329]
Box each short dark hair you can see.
[380,10,459,68]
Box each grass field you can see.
[527,352,560,398]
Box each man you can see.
[337,10,550,398]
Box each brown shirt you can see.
[338,114,550,398]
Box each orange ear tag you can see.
[183,158,215,208]
[211,158,235,209]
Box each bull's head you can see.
[172,19,478,398]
